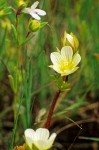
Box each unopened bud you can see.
[29,19,40,32]
[17,0,27,8]
[62,31,79,53]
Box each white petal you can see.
[50,52,62,65]
[34,128,49,141]
[44,133,57,149]
[48,133,57,144]
[49,65,62,74]
[66,33,74,46]
[52,65,62,74]
[24,129,35,149]
[30,12,41,20]
[63,70,73,75]
[31,1,39,10]
[72,53,81,67]
[25,129,35,140]
[25,137,33,149]
[34,140,47,149]
[35,9,46,16]
[34,133,56,150]
[23,8,31,14]
[61,46,73,62]
[63,67,79,76]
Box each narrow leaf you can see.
[0,26,7,56]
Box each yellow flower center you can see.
[59,60,74,72]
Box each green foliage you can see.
[8,67,21,93]
[0,27,7,56]
[40,22,48,29]
[0,0,12,17]
[79,136,99,142]
[51,74,70,91]
[11,24,17,42]
[32,144,39,150]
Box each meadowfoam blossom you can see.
[24,128,57,150]
[49,46,81,76]
[23,1,46,20]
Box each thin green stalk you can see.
[9,12,21,150]
[9,94,23,150]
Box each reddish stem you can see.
[44,75,68,129]
[16,8,22,16]
[44,90,61,129]
[25,31,31,39]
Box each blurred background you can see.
[0,0,99,149]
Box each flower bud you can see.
[17,0,28,8]
[29,19,40,32]
[62,31,79,53]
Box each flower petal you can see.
[23,8,31,14]
[35,9,46,16]
[25,129,35,140]
[66,33,74,46]
[24,129,35,149]
[34,128,49,141]
[72,53,81,67]
[63,67,79,76]
[30,12,41,20]
[44,133,57,149]
[49,65,62,74]
[31,1,39,10]
[34,133,56,150]
[33,140,47,149]
[50,52,62,65]
[61,46,73,62]
[61,70,72,76]
[48,133,57,144]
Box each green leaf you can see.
[32,144,39,150]
[56,47,60,52]
[11,24,17,41]
[50,74,70,90]
[79,136,99,142]
[8,75,16,93]
[0,1,5,10]
[0,26,7,56]
[40,22,48,29]
[19,34,34,46]
[25,145,31,150]
[60,81,70,91]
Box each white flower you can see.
[49,46,81,76]
[24,128,57,150]
[23,1,46,20]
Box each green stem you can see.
[9,95,23,150]
[14,94,18,119]
[9,12,20,150]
